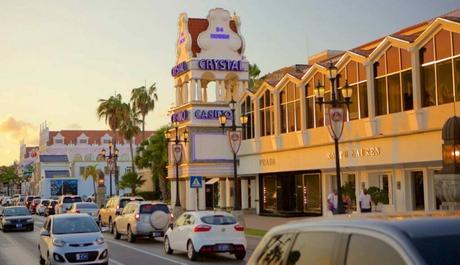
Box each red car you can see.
[29,198,41,214]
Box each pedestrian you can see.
[327,189,338,214]
[359,188,372,213]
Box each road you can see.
[0,216,258,265]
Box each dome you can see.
[442,116,460,141]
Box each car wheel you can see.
[108,218,113,234]
[235,251,246,260]
[113,224,121,240]
[187,240,198,261]
[164,236,173,254]
[127,226,136,243]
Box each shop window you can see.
[387,73,401,113]
[259,90,274,137]
[401,70,413,111]
[436,60,454,105]
[339,60,368,120]
[435,29,452,60]
[280,82,300,134]
[375,77,387,116]
[359,83,369,118]
[421,65,436,107]
[454,32,460,56]
[241,96,254,140]
[455,58,460,102]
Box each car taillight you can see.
[135,213,140,221]
[193,225,211,232]
[170,213,174,219]
[116,205,119,210]
[234,224,245,232]
[75,210,80,213]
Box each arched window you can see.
[420,29,460,107]
[305,72,331,129]
[338,61,368,120]
[280,82,300,133]
[373,46,413,116]
[241,96,255,140]
[259,90,274,136]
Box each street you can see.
[0,216,256,265]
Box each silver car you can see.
[67,202,99,224]
[113,201,171,243]
[38,214,108,265]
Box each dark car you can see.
[44,200,58,217]
[25,195,40,209]
[29,198,41,214]
[0,206,34,232]
[248,212,460,265]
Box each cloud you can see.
[0,116,38,144]
[67,123,82,129]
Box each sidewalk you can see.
[244,213,308,231]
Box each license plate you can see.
[76,253,89,261]
[216,244,231,252]
[152,231,163,237]
[15,224,22,228]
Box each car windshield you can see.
[411,235,460,265]
[63,197,82,203]
[77,203,98,209]
[42,201,50,206]
[201,215,237,225]
[140,204,169,214]
[120,198,143,208]
[53,217,100,234]
[4,207,30,216]
[33,199,41,204]
[50,201,57,206]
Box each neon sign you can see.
[172,110,189,122]
[194,109,232,120]
[171,61,188,77]
[198,59,244,71]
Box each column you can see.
[226,177,232,207]
[273,90,281,136]
[254,99,261,138]
[196,79,202,102]
[298,83,307,131]
[189,79,197,102]
[216,81,223,101]
[175,85,181,106]
[365,62,376,118]
[410,47,422,110]
[241,179,249,209]
[202,84,208,103]
[182,82,189,104]
[199,186,206,210]
[250,179,256,209]
[219,179,226,208]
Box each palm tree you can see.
[97,93,128,195]
[131,83,158,139]
[119,103,141,173]
[249,63,262,90]
[82,165,100,201]
[118,172,146,195]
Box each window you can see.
[305,73,330,129]
[102,139,111,144]
[54,139,63,144]
[255,233,295,265]
[241,96,255,139]
[78,139,87,144]
[339,60,368,120]
[374,46,413,115]
[79,167,85,176]
[280,82,300,133]
[287,232,338,265]
[125,167,132,173]
[420,29,460,107]
[346,234,405,265]
[259,90,274,136]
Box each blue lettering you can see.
[198,59,244,72]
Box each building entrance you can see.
[411,171,425,210]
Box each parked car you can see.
[36,199,51,216]
[45,200,58,217]
[164,211,247,261]
[55,195,83,214]
[38,214,108,265]
[247,212,460,265]
[98,196,144,233]
[30,198,42,214]
[12,194,26,206]
[1,196,12,206]
[113,201,171,243]
[0,206,34,232]
[67,202,99,224]
[25,195,41,209]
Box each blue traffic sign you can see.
[190,176,203,188]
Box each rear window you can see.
[42,201,50,206]
[140,204,170,214]
[27,197,35,202]
[200,215,237,225]
[63,197,82,203]
[412,235,460,265]
[77,203,98,209]
[120,198,143,208]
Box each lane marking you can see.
[106,238,187,265]
[109,258,125,265]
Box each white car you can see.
[113,201,171,243]
[55,195,83,214]
[67,202,100,224]
[38,214,108,265]
[36,199,51,216]
[164,211,247,261]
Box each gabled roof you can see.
[264,65,309,87]
[39,155,69,163]
[47,130,154,146]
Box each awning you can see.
[205,178,220,185]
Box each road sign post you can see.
[190,176,203,211]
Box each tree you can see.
[131,83,158,140]
[120,103,141,173]
[135,126,169,200]
[0,165,20,196]
[118,172,145,195]
[82,165,100,201]
[248,63,265,90]
[97,93,128,195]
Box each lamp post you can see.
[314,61,352,214]
[165,121,188,210]
[99,141,119,197]
[217,98,249,211]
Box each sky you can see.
[1,0,460,165]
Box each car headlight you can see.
[96,236,105,245]
[3,220,11,224]
[52,238,66,247]
[26,218,33,223]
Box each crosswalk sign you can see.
[190,176,203,188]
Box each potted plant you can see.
[367,186,389,212]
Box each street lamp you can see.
[165,121,188,208]
[99,141,119,197]
[218,97,248,211]
[315,61,352,214]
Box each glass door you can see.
[304,174,321,214]
[411,171,425,210]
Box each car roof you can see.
[51,213,93,219]
[186,211,235,217]
[74,202,97,205]
[3,206,28,209]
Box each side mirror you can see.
[40,230,50,237]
